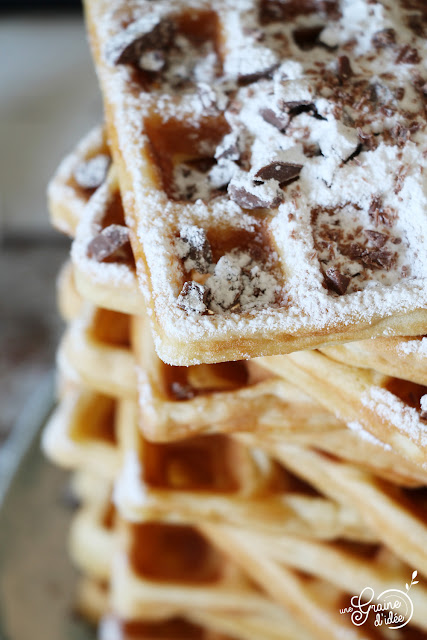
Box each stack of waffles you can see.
[43,1,427,638]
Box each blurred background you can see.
[0,0,102,442]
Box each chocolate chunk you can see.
[324,267,350,295]
[177,281,208,314]
[360,249,395,270]
[238,62,279,85]
[395,45,421,65]
[170,381,195,400]
[365,230,388,248]
[254,162,302,184]
[337,55,353,82]
[372,28,396,49]
[228,184,284,209]
[74,154,111,190]
[178,226,213,274]
[259,107,290,132]
[368,197,396,227]
[293,25,324,50]
[280,101,319,118]
[106,16,175,66]
[87,224,130,262]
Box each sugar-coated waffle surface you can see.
[84,0,427,365]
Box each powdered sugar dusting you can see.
[398,337,427,357]
[86,0,427,361]
[361,386,427,448]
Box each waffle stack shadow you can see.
[44,1,427,638]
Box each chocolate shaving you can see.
[228,184,284,209]
[324,267,350,295]
[106,17,175,66]
[368,197,396,227]
[395,45,421,65]
[254,162,302,184]
[87,224,130,262]
[259,107,290,132]
[177,281,208,314]
[238,62,279,85]
[360,248,396,270]
[337,55,353,83]
[364,230,388,248]
[179,226,213,274]
[357,128,377,150]
[372,28,396,49]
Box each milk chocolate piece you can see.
[337,55,353,82]
[395,45,421,65]
[87,224,130,262]
[177,281,208,314]
[293,25,324,50]
[107,17,175,66]
[365,230,388,248]
[259,107,290,132]
[179,226,213,274]
[228,184,284,209]
[255,162,302,183]
[372,28,396,49]
[324,267,350,295]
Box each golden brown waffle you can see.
[203,522,427,640]
[75,577,110,625]
[57,261,83,322]
[258,350,427,465]
[48,125,111,236]
[83,0,427,365]
[321,335,427,386]
[132,310,344,441]
[115,399,372,541]
[71,166,144,315]
[42,388,120,480]
[59,303,137,399]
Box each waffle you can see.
[83,0,427,365]
[57,261,83,322]
[75,577,110,625]
[42,388,120,480]
[258,350,427,465]
[48,125,111,237]
[321,335,427,386]
[132,309,344,441]
[71,165,144,315]
[59,303,137,399]
[203,522,427,640]
[115,399,372,541]
[262,443,427,579]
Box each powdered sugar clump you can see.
[398,338,427,357]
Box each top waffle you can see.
[85,0,427,364]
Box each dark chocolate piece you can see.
[106,17,175,66]
[395,45,421,65]
[177,281,208,314]
[238,62,279,85]
[324,267,350,295]
[179,226,213,274]
[360,248,395,270]
[259,107,290,132]
[254,161,302,183]
[337,55,353,82]
[372,28,396,49]
[87,224,130,262]
[228,184,284,209]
